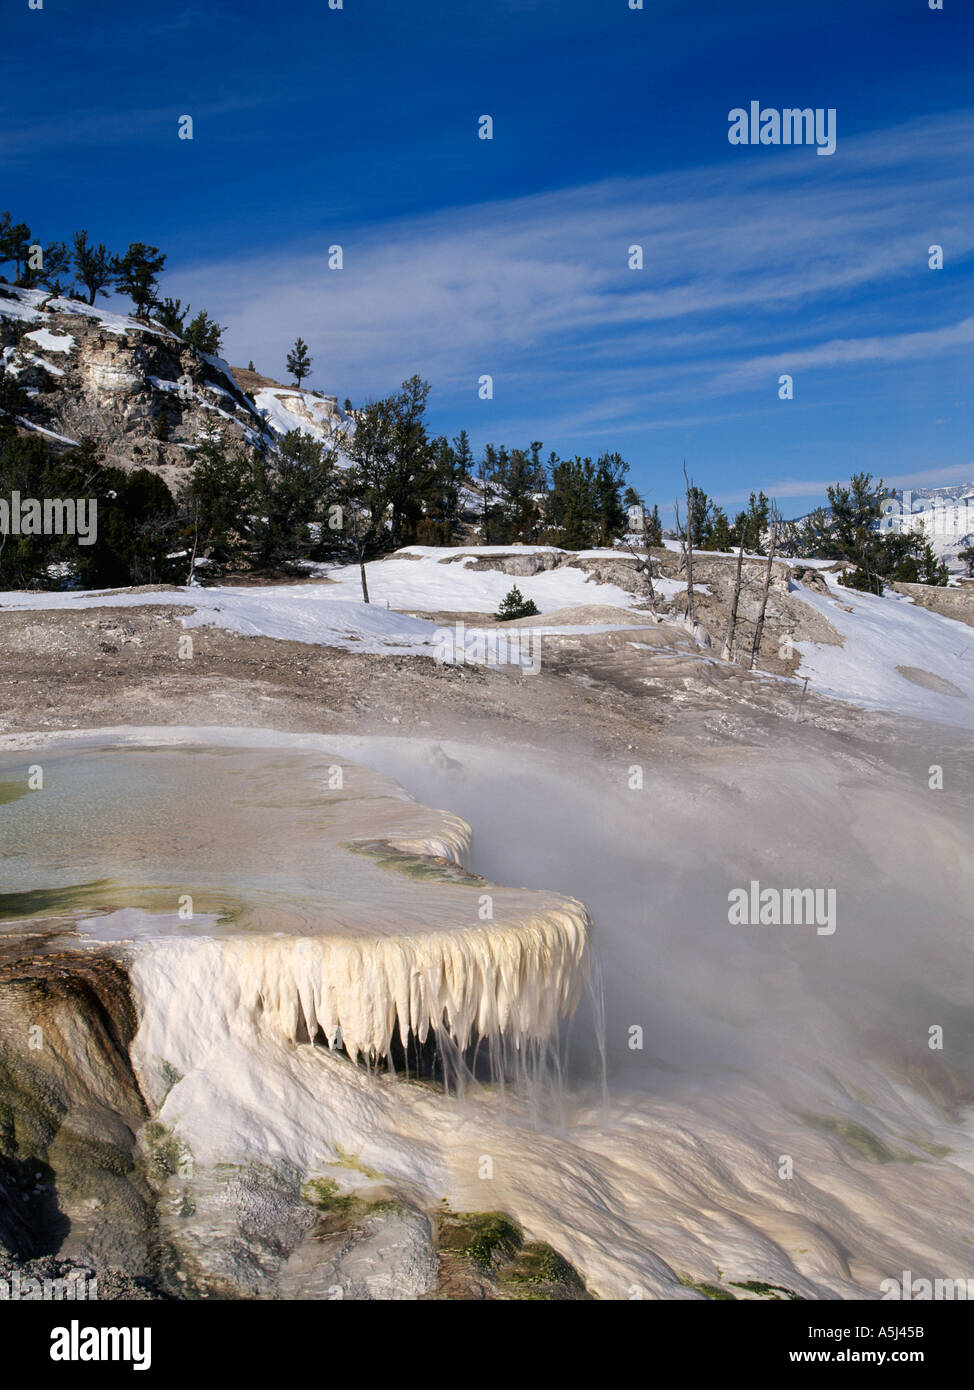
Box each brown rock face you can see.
[0,287,269,492]
[0,946,153,1271]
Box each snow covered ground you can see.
[0,586,442,656]
[311,547,654,613]
[0,549,658,655]
[254,386,348,443]
[1,544,971,727]
[789,572,974,728]
[0,285,173,340]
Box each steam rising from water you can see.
[0,734,590,1076]
[2,724,972,1299]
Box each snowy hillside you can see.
[1,542,971,729]
[0,549,658,656]
[0,284,270,484]
[253,385,349,444]
[789,568,974,725]
[0,285,352,481]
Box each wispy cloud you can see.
[714,461,974,510]
[0,97,260,162]
[169,110,974,403]
[710,317,974,392]
[156,108,974,504]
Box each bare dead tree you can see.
[682,461,695,625]
[721,530,747,662]
[343,505,373,603]
[622,505,658,611]
[795,675,809,722]
[185,497,199,588]
[673,499,686,572]
[749,499,781,670]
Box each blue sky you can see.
[3,0,973,515]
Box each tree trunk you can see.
[749,503,779,669]
[625,520,657,611]
[682,463,695,624]
[185,499,199,588]
[641,516,657,610]
[722,536,746,661]
[673,501,686,574]
[359,556,370,604]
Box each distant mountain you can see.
[877,483,974,567]
[788,481,974,570]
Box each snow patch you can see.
[23,328,75,354]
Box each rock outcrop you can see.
[0,947,153,1274]
[0,287,345,493]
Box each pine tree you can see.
[252,428,337,567]
[686,484,714,549]
[153,297,190,335]
[646,504,663,546]
[71,230,115,305]
[706,507,732,551]
[0,212,33,284]
[731,490,770,553]
[384,375,438,546]
[529,441,546,494]
[495,585,539,621]
[286,337,312,387]
[958,543,974,578]
[477,444,499,542]
[594,451,629,546]
[425,435,464,541]
[114,242,166,318]
[336,395,397,600]
[497,446,538,542]
[452,428,474,477]
[546,456,599,549]
[184,309,226,355]
[22,241,71,293]
[185,437,258,568]
[916,538,948,586]
[817,473,895,593]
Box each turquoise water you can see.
[0,742,565,947]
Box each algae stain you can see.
[678,1273,737,1300]
[0,880,247,930]
[729,1279,802,1300]
[0,780,32,807]
[328,1143,385,1181]
[301,1176,355,1214]
[798,1112,918,1164]
[343,840,483,885]
[0,880,117,922]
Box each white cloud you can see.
[164,108,974,460]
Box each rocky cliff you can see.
[0,286,344,493]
